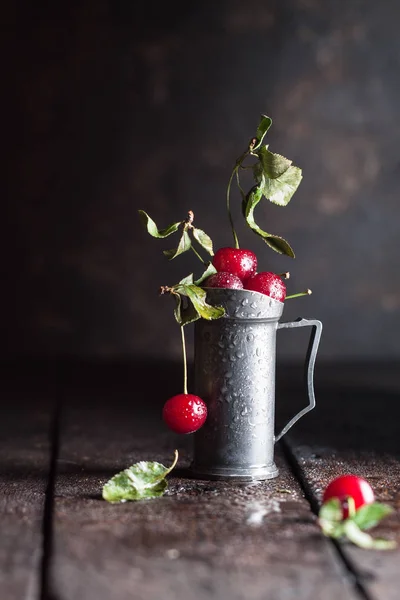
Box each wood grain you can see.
[0,367,55,600]
[283,366,400,600]
[48,363,360,600]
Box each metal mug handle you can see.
[274,317,323,443]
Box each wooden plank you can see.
[0,364,55,600]
[280,366,400,600]
[49,361,360,600]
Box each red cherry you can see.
[244,272,286,302]
[162,394,207,434]
[322,475,375,519]
[212,247,257,281]
[203,271,243,289]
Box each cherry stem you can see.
[190,245,206,264]
[226,151,248,249]
[347,496,356,519]
[180,325,188,395]
[226,167,240,249]
[286,289,312,300]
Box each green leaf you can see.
[180,299,201,327]
[353,502,394,531]
[194,262,217,286]
[258,165,303,207]
[319,519,345,539]
[192,227,214,256]
[138,210,181,238]
[179,273,194,285]
[244,186,295,257]
[173,292,200,326]
[102,450,179,503]
[175,284,225,320]
[257,146,292,179]
[319,498,343,523]
[173,292,183,324]
[252,115,272,151]
[343,520,397,550]
[318,499,345,539]
[163,230,192,260]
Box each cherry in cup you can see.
[162,393,208,434]
[212,247,257,281]
[203,271,243,289]
[244,271,286,302]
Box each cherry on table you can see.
[212,247,257,281]
[203,271,243,290]
[322,474,375,519]
[244,271,286,302]
[162,394,207,434]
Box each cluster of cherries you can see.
[162,246,286,435]
[204,247,286,302]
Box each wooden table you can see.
[1,359,400,600]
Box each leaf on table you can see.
[318,498,397,550]
[319,498,343,522]
[102,450,179,503]
[318,498,344,538]
[343,520,397,550]
[353,502,394,531]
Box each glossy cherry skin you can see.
[203,271,244,290]
[212,247,257,281]
[162,394,207,434]
[244,272,286,302]
[322,475,375,519]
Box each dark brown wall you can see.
[4,0,400,362]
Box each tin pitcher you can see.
[190,288,322,481]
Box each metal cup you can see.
[190,288,322,481]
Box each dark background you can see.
[4,0,400,364]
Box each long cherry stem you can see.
[190,245,206,264]
[226,167,240,249]
[226,151,249,249]
[180,325,188,395]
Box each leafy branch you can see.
[160,266,225,328]
[319,498,396,550]
[139,208,225,324]
[159,269,225,397]
[227,114,302,257]
[138,209,214,263]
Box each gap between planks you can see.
[280,437,375,600]
[40,398,62,600]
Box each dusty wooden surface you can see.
[283,368,400,600]
[1,360,400,600]
[0,367,54,600]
